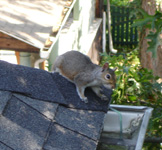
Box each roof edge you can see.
[0,30,41,49]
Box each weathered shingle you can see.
[3,96,51,137]
[0,91,12,114]
[44,123,98,150]
[0,61,66,104]
[0,142,12,150]
[55,106,105,140]
[14,94,58,120]
[0,116,44,150]
[0,60,112,150]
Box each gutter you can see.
[34,0,77,68]
[101,105,153,150]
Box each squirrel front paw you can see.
[76,86,88,103]
[81,97,88,103]
[101,95,109,101]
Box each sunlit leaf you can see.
[128,95,137,101]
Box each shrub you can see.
[100,51,162,146]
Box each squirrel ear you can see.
[102,62,109,72]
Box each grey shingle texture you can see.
[55,106,105,140]
[0,141,12,150]
[0,91,12,114]
[0,60,66,104]
[44,123,97,150]
[0,60,112,150]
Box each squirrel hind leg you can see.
[52,67,62,75]
[54,67,61,73]
[76,86,88,103]
[52,55,64,71]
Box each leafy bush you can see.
[100,51,162,146]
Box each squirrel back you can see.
[53,51,98,81]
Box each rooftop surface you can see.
[0,0,72,49]
[0,60,111,150]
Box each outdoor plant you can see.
[100,50,162,149]
[131,9,162,58]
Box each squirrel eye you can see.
[105,74,111,80]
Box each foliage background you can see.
[102,0,162,149]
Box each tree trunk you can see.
[140,0,162,77]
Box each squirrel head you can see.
[101,62,117,89]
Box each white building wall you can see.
[48,0,99,69]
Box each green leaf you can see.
[131,8,155,28]
[128,95,137,101]
[131,17,153,27]
[131,10,162,58]
[145,31,160,58]
[138,8,150,18]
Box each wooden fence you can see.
[108,6,139,50]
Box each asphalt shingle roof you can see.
[0,60,112,150]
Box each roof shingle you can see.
[0,60,112,150]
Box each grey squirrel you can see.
[52,50,117,103]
